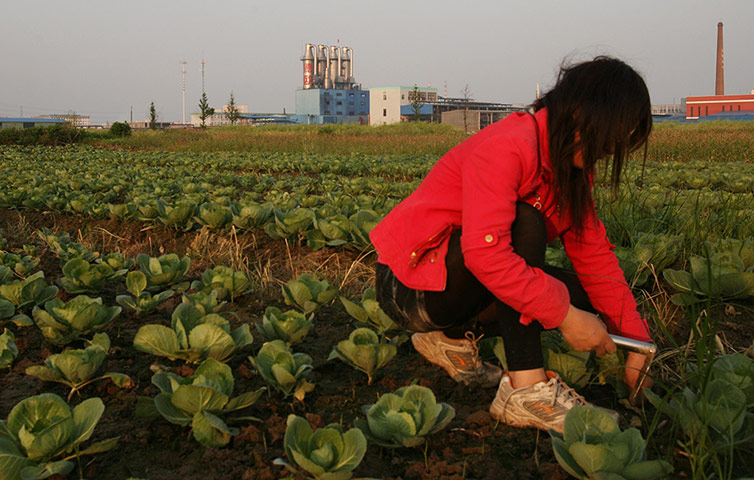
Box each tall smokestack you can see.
[715,22,724,96]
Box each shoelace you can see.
[463,331,484,369]
[547,375,587,408]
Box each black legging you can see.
[375,202,596,371]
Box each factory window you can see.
[402,94,405,100]
[706,106,709,115]
[336,92,343,96]
[361,93,366,98]
[383,93,387,100]
[349,101,354,106]
[23,122,35,128]
[349,111,354,115]
[722,105,725,112]
[337,101,342,106]
[349,93,354,97]
[325,110,330,114]
[739,105,742,111]
[325,100,330,105]
[383,108,387,117]
[360,102,366,106]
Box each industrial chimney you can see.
[715,22,724,96]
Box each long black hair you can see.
[532,56,652,233]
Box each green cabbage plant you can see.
[0,393,118,480]
[339,287,399,336]
[0,328,18,369]
[249,340,314,401]
[327,328,397,384]
[56,258,126,294]
[36,229,98,263]
[282,273,338,315]
[135,253,190,292]
[354,385,455,448]
[32,296,120,346]
[663,252,754,305]
[0,297,16,324]
[195,202,232,229]
[614,233,683,288]
[97,252,133,271]
[0,265,13,285]
[133,303,252,363]
[25,333,131,400]
[549,405,672,480]
[116,271,174,317]
[0,271,58,313]
[347,209,380,250]
[182,290,227,315]
[264,208,315,241]
[149,358,265,447]
[255,306,313,345]
[191,266,252,301]
[646,354,754,451]
[230,200,273,230]
[0,251,40,277]
[274,414,367,480]
[306,213,351,251]
[541,331,593,389]
[155,199,196,231]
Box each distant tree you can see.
[460,84,473,133]
[410,85,424,122]
[149,102,157,130]
[198,92,215,129]
[110,121,132,137]
[226,92,240,125]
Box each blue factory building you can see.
[291,43,369,125]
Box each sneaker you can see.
[489,371,619,433]
[411,330,502,387]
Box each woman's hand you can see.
[558,305,616,356]
[624,351,653,391]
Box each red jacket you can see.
[370,109,651,342]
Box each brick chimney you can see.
[715,22,724,96]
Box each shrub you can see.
[109,121,132,137]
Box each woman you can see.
[370,57,654,433]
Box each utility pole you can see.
[200,59,207,93]
[130,106,133,124]
[180,60,187,124]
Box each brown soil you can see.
[1,208,753,479]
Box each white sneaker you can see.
[411,330,502,388]
[489,371,619,433]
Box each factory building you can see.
[0,117,67,129]
[291,43,369,125]
[684,22,754,121]
[369,87,438,126]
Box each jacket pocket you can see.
[408,224,454,268]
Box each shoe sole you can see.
[489,402,564,433]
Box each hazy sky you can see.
[2,1,752,124]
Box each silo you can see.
[341,47,352,87]
[302,43,314,89]
[317,45,329,89]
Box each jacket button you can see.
[484,234,494,243]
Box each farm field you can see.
[1,122,754,480]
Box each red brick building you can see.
[686,94,754,119]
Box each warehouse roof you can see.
[0,117,67,123]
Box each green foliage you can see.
[0,122,86,146]
[115,271,174,317]
[31,296,121,346]
[198,92,215,129]
[274,414,367,480]
[148,358,265,447]
[25,333,131,400]
[0,271,58,312]
[226,92,240,126]
[615,233,683,288]
[135,253,190,292]
[663,251,754,305]
[0,251,40,277]
[191,266,252,301]
[230,200,273,230]
[249,340,314,401]
[327,328,397,385]
[36,230,98,264]
[133,303,252,363]
[155,199,197,231]
[339,287,398,336]
[255,306,313,346]
[541,331,593,389]
[195,202,232,229]
[646,354,754,452]
[549,405,672,480]
[149,102,157,130]
[181,290,226,315]
[56,258,126,294]
[282,273,337,315]
[0,393,118,480]
[0,328,18,369]
[97,252,133,271]
[109,121,132,137]
[354,385,455,448]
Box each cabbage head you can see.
[32,296,121,346]
[354,384,455,448]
